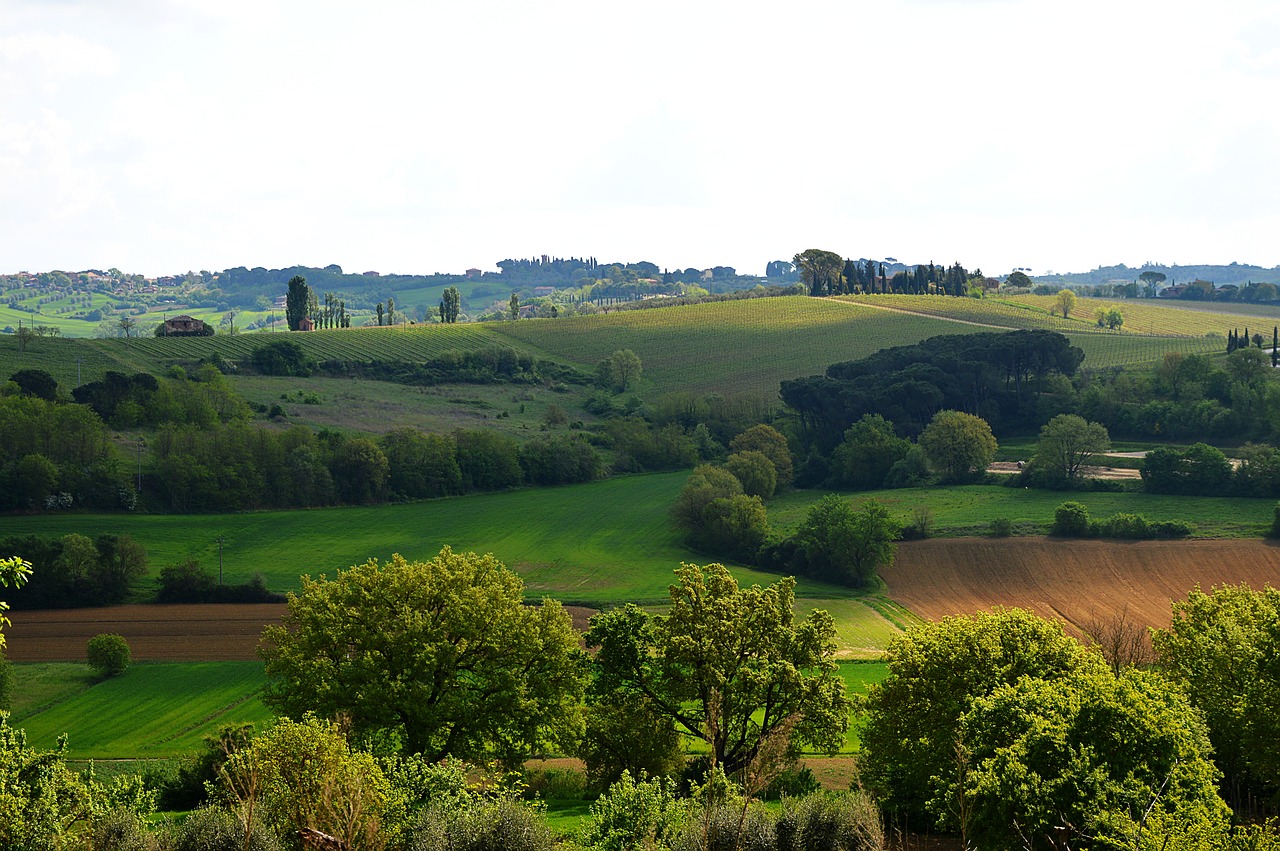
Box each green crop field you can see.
[766,484,1275,539]
[0,473,860,607]
[1066,332,1220,368]
[838,294,1090,334]
[489,296,992,396]
[13,661,272,759]
[1008,294,1267,339]
[0,335,140,390]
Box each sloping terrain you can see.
[884,537,1280,634]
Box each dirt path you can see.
[826,297,1011,330]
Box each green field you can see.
[4,294,1233,403]
[12,661,272,758]
[6,659,889,765]
[767,483,1275,538]
[0,473,858,606]
[229,375,599,437]
[490,296,991,396]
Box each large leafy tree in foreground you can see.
[859,609,1103,827]
[951,668,1227,850]
[260,547,588,762]
[585,563,850,776]
[1153,583,1280,808]
[861,609,1229,849]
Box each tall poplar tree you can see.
[285,275,310,331]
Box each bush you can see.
[91,809,157,851]
[250,339,313,377]
[168,807,281,851]
[409,799,556,851]
[583,771,686,851]
[1097,511,1150,539]
[1152,519,1194,539]
[671,802,776,851]
[898,505,933,541]
[989,517,1013,537]
[1270,502,1280,539]
[1052,501,1092,537]
[87,633,131,677]
[775,790,884,851]
[521,765,586,801]
[761,766,820,801]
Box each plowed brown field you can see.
[4,604,600,662]
[885,537,1280,634]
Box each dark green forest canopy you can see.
[781,330,1084,451]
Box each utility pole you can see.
[135,436,145,492]
[215,535,225,586]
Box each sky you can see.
[4,0,1280,278]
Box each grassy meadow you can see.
[0,472,861,606]
[229,375,600,437]
[12,662,272,759]
[767,483,1277,539]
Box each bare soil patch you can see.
[5,604,288,662]
[885,537,1280,635]
[6,603,600,663]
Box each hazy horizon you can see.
[5,1,1280,278]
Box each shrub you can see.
[671,802,776,851]
[761,766,820,801]
[583,770,686,851]
[775,790,884,851]
[898,505,934,540]
[1052,501,1092,537]
[989,517,1013,537]
[87,633,131,677]
[91,809,157,851]
[409,799,556,851]
[1153,519,1193,539]
[1098,512,1150,539]
[168,807,281,851]
[521,766,586,801]
[1270,502,1280,539]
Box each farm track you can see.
[5,603,600,662]
[884,537,1280,636]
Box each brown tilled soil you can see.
[885,537,1280,635]
[5,604,289,662]
[4,603,600,663]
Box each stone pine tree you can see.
[793,249,845,297]
[285,275,310,331]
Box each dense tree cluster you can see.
[0,393,129,511]
[0,533,146,608]
[782,330,1083,452]
[147,423,604,512]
